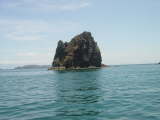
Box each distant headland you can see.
[14,65,50,69]
[49,31,107,70]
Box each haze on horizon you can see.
[0,0,160,66]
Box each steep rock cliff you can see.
[52,31,102,69]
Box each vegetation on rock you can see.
[52,31,103,69]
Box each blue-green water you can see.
[0,64,160,120]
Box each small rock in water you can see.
[51,31,105,70]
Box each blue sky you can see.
[0,0,160,65]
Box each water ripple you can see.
[0,64,160,120]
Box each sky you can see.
[0,0,160,65]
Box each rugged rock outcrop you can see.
[51,31,102,69]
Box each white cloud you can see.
[16,52,50,58]
[0,18,84,65]
[16,52,38,57]
[0,52,53,65]
[0,19,82,41]
[0,0,91,65]
[1,0,91,11]
[40,2,90,11]
[6,32,45,41]
[0,19,48,41]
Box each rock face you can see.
[52,31,102,69]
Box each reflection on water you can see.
[53,69,103,119]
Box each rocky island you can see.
[49,31,106,70]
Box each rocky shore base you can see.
[48,64,107,71]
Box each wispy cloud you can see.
[0,18,83,65]
[16,52,40,57]
[0,0,91,11]
[16,52,51,58]
[7,33,45,41]
[0,52,52,65]
[0,19,82,41]
[0,0,91,65]
[15,51,52,65]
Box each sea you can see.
[0,64,160,120]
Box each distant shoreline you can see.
[14,65,50,70]
[0,63,158,70]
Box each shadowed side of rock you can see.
[51,31,103,70]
